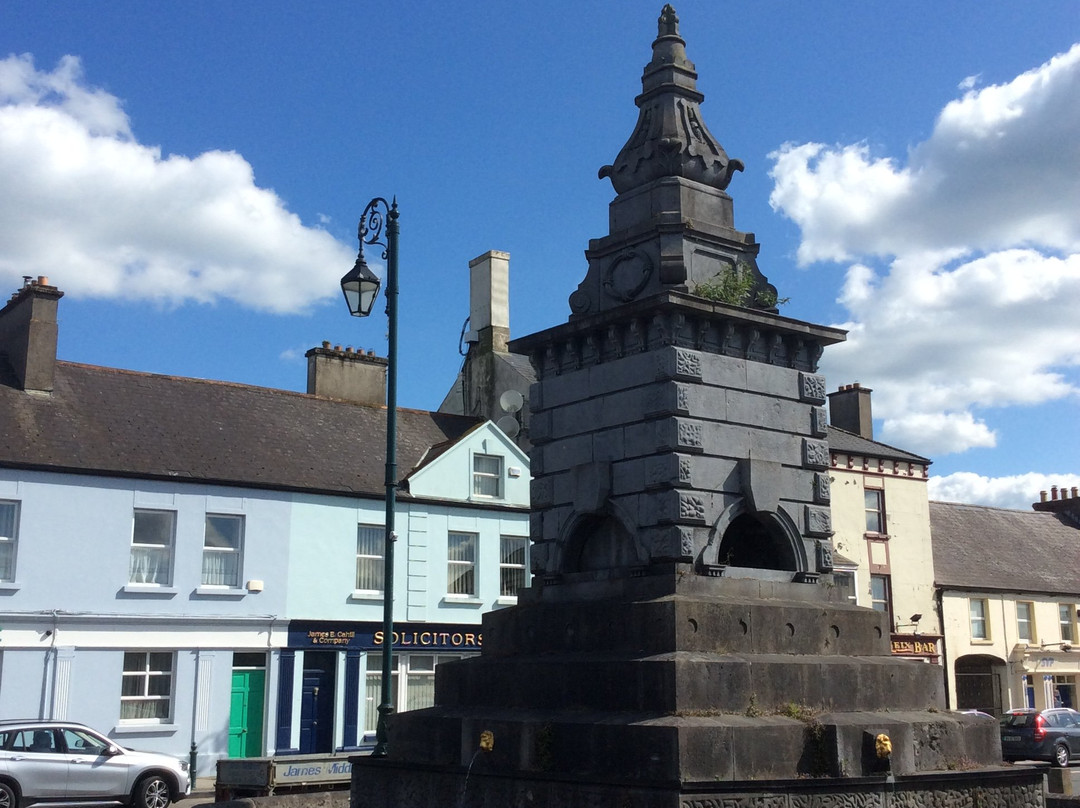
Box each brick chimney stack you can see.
[305,341,387,407]
[827,383,874,440]
[0,276,64,393]
[1034,485,1080,526]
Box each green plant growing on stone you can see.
[694,264,755,307]
[779,702,818,722]
[694,262,789,308]
[745,694,763,718]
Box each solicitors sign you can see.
[288,619,482,652]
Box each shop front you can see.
[276,620,482,754]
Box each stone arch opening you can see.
[562,512,646,573]
[716,512,797,572]
[954,654,1006,715]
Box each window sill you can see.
[0,582,20,592]
[111,723,179,736]
[121,585,178,597]
[864,532,890,540]
[495,596,518,606]
[349,592,384,603]
[193,586,246,598]
[441,596,483,608]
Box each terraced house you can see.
[0,276,529,778]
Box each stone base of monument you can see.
[349,572,1043,807]
[350,762,1041,808]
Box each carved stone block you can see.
[679,492,707,523]
[678,420,704,452]
[814,472,831,504]
[816,540,835,573]
[803,438,830,469]
[674,348,703,380]
[804,504,833,537]
[531,477,554,508]
[811,405,829,437]
[799,372,827,404]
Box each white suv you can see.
[0,721,190,808]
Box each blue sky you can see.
[2,2,1078,508]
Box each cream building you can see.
[931,492,1080,715]
[826,385,940,664]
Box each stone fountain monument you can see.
[351,7,1041,807]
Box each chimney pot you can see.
[1073,487,1079,499]
[36,276,49,286]
[322,340,331,349]
[1041,490,1049,502]
[1052,486,1059,500]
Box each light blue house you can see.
[0,277,529,776]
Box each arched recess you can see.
[559,504,648,574]
[705,499,806,573]
[954,654,1007,715]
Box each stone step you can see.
[388,707,999,782]
[434,652,942,714]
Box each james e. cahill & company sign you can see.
[287,620,482,652]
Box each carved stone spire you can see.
[599,4,744,194]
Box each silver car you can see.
[0,720,190,808]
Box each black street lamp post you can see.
[340,197,399,757]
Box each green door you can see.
[228,669,265,758]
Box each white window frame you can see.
[472,453,503,499]
[864,488,886,535]
[831,566,858,603]
[129,510,176,586]
[870,573,892,619]
[499,535,528,599]
[120,651,175,723]
[1016,601,1036,643]
[1061,604,1077,643]
[355,524,385,594]
[0,500,20,583]
[202,514,244,588]
[447,531,477,597]
[970,598,989,641]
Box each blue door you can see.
[299,651,336,754]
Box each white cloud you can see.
[769,43,1080,263]
[772,43,1080,458]
[957,74,980,92]
[0,54,353,314]
[929,471,1080,510]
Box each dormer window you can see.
[473,454,503,499]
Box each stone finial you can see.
[599,5,744,194]
[658,4,679,37]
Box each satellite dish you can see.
[499,389,524,413]
[496,415,521,438]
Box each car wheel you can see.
[132,774,171,808]
[1055,742,1071,768]
[0,782,16,808]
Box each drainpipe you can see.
[935,589,951,709]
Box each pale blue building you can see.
[0,277,529,776]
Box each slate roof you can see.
[826,425,930,465]
[0,361,480,498]
[930,500,1080,596]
